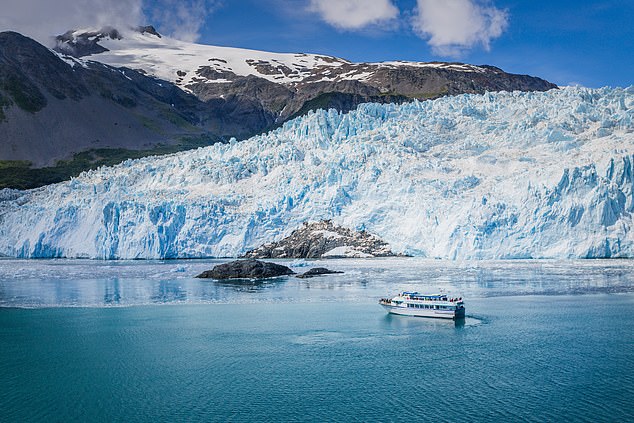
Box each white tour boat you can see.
[379,292,465,320]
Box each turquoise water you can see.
[1,259,634,422]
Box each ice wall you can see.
[1,86,633,259]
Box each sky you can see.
[0,0,632,88]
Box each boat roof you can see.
[401,292,447,299]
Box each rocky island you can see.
[242,220,398,259]
[296,268,344,279]
[196,259,294,280]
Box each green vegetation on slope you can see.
[0,135,223,190]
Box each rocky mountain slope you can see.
[0,31,218,167]
[242,220,397,258]
[57,26,557,129]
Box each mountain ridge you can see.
[55,26,557,126]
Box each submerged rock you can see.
[243,220,398,259]
[196,259,295,280]
[296,267,344,278]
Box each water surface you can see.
[1,258,633,422]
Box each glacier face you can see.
[1,86,634,259]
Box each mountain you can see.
[0,87,632,259]
[0,31,219,165]
[0,27,556,189]
[56,26,557,127]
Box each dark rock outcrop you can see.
[195,259,295,280]
[55,27,122,57]
[243,220,398,259]
[187,64,557,132]
[296,267,344,278]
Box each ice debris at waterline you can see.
[1,86,633,259]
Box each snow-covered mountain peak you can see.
[53,25,506,92]
[59,26,126,42]
[55,25,352,87]
[48,24,557,132]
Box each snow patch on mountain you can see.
[58,27,348,87]
[56,27,489,91]
[1,86,633,259]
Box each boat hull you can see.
[381,304,465,320]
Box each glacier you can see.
[1,86,633,259]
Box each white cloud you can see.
[309,0,399,30]
[413,0,508,57]
[0,0,144,45]
[146,0,221,42]
[0,0,219,45]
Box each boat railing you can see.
[381,295,464,305]
[402,296,463,302]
